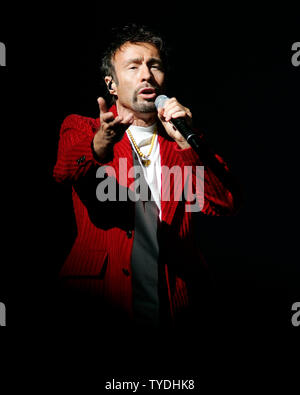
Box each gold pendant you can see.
[142,159,151,167]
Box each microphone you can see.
[155,95,202,151]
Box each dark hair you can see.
[101,24,168,80]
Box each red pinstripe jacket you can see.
[53,105,236,324]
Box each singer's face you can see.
[112,42,165,113]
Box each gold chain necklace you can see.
[127,128,157,167]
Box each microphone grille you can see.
[154,95,169,109]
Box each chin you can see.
[133,101,156,114]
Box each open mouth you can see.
[138,87,157,99]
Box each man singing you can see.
[53,24,239,330]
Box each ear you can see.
[104,76,117,95]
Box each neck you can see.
[116,102,157,127]
[132,115,157,127]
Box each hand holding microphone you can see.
[155,95,202,151]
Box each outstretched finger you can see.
[101,112,115,123]
[107,114,134,129]
[97,97,108,115]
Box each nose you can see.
[140,64,152,82]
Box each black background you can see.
[1,3,299,390]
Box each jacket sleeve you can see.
[53,114,110,183]
[174,141,242,216]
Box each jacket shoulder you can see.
[60,114,100,134]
